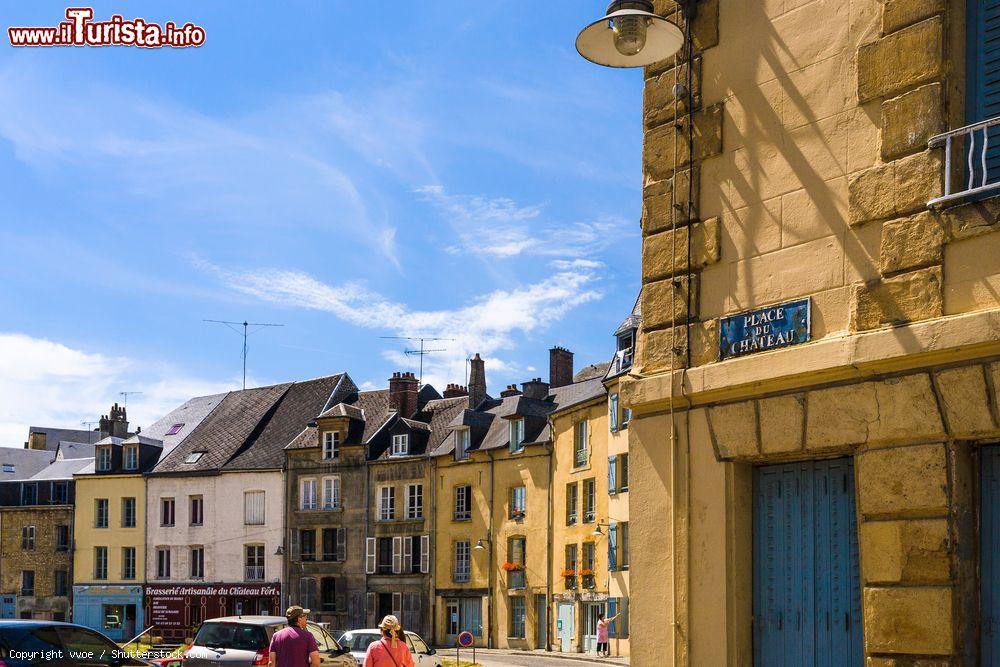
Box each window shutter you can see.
[607,597,618,637]
[620,597,629,637]
[337,528,347,562]
[365,537,376,574]
[392,592,402,621]
[403,536,413,573]
[421,535,430,573]
[336,593,346,613]
[607,522,618,571]
[608,456,618,495]
[969,0,1000,183]
[392,536,403,574]
[366,592,377,625]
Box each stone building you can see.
[607,0,1000,664]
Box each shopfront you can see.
[72,585,144,643]
[144,583,281,643]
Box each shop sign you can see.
[719,299,810,361]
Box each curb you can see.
[441,649,628,665]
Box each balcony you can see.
[245,565,265,581]
[928,117,1000,208]
[507,570,526,590]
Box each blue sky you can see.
[0,1,644,445]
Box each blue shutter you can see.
[968,0,1000,183]
[982,446,1000,662]
[607,522,618,571]
[608,456,618,495]
[609,394,619,432]
[607,597,618,637]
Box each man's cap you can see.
[286,605,310,621]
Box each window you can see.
[322,476,341,510]
[156,547,171,579]
[321,577,337,612]
[300,478,317,511]
[620,521,630,569]
[583,542,596,588]
[574,421,588,466]
[509,486,526,519]
[376,537,393,574]
[184,451,205,464]
[584,479,596,523]
[21,525,35,550]
[509,596,525,638]
[406,484,424,519]
[322,528,346,562]
[54,570,68,596]
[244,491,265,525]
[622,407,632,428]
[507,537,526,589]
[610,393,619,432]
[300,529,316,561]
[191,546,205,578]
[95,498,109,528]
[607,597,630,638]
[20,571,34,596]
[166,423,185,436]
[21,483,37,505]
[51,481,68,504]
[566,482,578,525]
[391,434,409,456]
[509,418,525,453]
[55,525,70,552]
[454,485,472,521]
[379,486,395,521]
[161,498,175,527]
[94,547,108,580]
[454,541,471,583]
[323,431,341,460]
[564,544,578,589]
[299,578,318,611]
[122,547,136,580]
[619,453,629,491]
[2,464,13,473]
[122,497,136,528]
[456,428,471,461]
[245,545,265,581]
[96,447,112,472]
[190,495,204,526]
[123,445,138,471]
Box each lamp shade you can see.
[576,0,684,68]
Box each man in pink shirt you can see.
[268,605,320,667]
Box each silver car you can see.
[183,616,356,666]
[338,630,440,667]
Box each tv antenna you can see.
[80,420,100,442]
[119,391,143,407]
[205,320,285,390]
[380,336,454,386]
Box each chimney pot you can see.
[468,353,487,409]
[549,346,574,388]
[388,371,419,417]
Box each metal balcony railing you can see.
[508,570,526,589]
[245,565,264,581]
[928,116,1000,208]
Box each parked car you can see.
[0,619,154,666]
[181,616,355,666]
[337,630,439,667]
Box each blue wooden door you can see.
[981,445,1000,662]
[753,458,863,666]
[0,594,15,619]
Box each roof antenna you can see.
[119,391,142,407]
[380,336,454,386]
[205,320,285,390]
[80,420,100,443]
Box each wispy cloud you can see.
[0,333,235,447]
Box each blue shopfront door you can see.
[72,586,144,642]
[753,458,863,666]
[0,595,15,619]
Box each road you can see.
[438,650,626,667]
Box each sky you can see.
[0,1,645,446]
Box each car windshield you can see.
[338,631,380,652]
[192,622,267,652]
[0,625,147,666]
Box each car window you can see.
[0,626,63,665]
[338,631,379,652]
[404,634,416,653]
[55,626,147,665]
[408,633,429,653]
[192,622,267,652]
[305,623,330,651]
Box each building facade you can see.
[617,0,1000,664]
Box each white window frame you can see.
[322,476,341,510]
[454,485,471,521]
[406,483,423,520]
[161,497,175,527]
[21,525,35,551]
[122,497,136,528]
[322,431,341,460]
[123,445,139,471]
[454,540,471,583]
[244,490,265,526]
[509,486,526,518]
[156,547,171,579]
[509,419,525,452]
[379,486,395,521]
[190,495,204,526]
[96,447,111,472]
[574,421,589,467]
[584,478,596,523]
[300,478,317,511]
[95,498,109,529]
[94,546,108,580]
[391,434,409,457]
[121,547,136,580]
[456,428,471,461]
[190,546,205,579]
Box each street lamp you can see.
[474,538,489,550]
[591,519,627,538]
[576,0,684,68]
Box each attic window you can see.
[2,464,13,473]
[391,434,409,457]
[166,423,185,436]
[184,452,206,464]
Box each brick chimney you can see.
[500,384,522,398]
[444,384,469,399]
[388,372,420,417]
[99,403,129,439]
[549,346,574,388]
[468,353,487,409]
[521,378,550,400]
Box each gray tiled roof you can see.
[549,377,606,414]
[614,293,642,336]
[26,427,101,449]
[0,447,55,481]
[54,441,95,461]
[28,457,93,480]
[417,396,468,453]
[575,362,611,382]
[284,388,394,452]
[140,392,227,453]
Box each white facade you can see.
[145,470,285,585]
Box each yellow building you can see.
[72,435,161,642]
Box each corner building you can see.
[620,0,1000,665]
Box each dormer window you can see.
[391,434,409,457]
[323,431,341,460]
[96,446,112,472]
[184,452,206,464]
[509,419,525,453]
[456,429,471,461]
[123,445,139,471]
[615,331,635,373]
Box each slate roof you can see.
[414,396,469,453]
[549,377,606,415]
[140,392,227,453]
[574,362,611,383]
[26,427,100,449]
[614,293,642,336]
[54,441,95,461]
[29,457,93,480]
[356,390,393,443]
[0,448,55,481]
[284,388,394,452]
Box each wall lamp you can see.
[576,0,684,68]
[591,518,627,538]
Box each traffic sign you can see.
[457,631,474,647]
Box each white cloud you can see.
[0,333,235,448]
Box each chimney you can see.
[100,403,129,439]
[468,353,487,409]
[500,384,522,398]
[521,378,550,401]
[443,384,469,399]
[388,372,420,418]
[549,346,574,389]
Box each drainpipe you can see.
[429,456,437,643]
[487,450,495,649]
[545,434,554,652]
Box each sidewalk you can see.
[442,647,630,665]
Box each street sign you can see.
[458,631,474,647]
[719,298,811,361]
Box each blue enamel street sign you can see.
[719,298,810,361]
